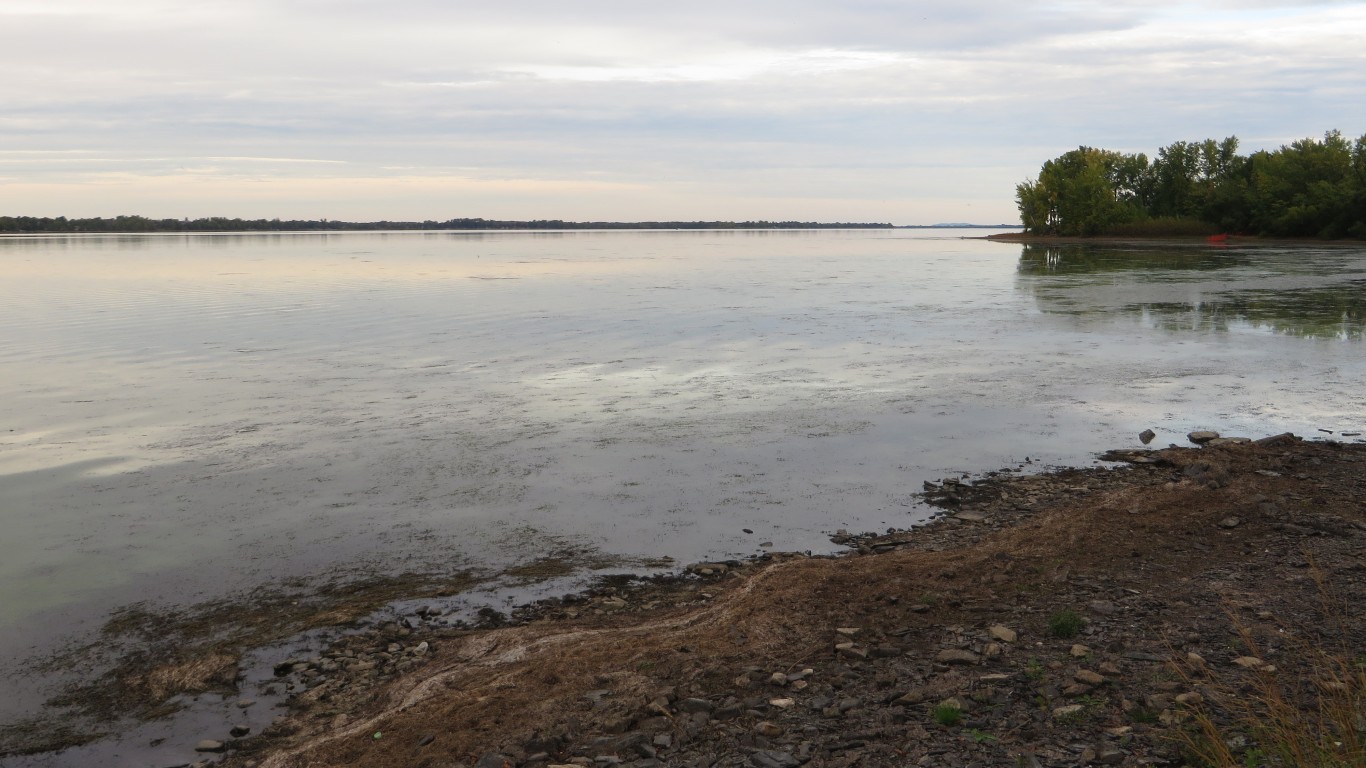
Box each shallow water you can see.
[2,230,1364,737]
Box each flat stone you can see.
[955,511,988,523]
[768,697,796,709]
[988,625,1018,643]
[935,649,980,665]
[1188,430,1220,444]
[751,751,800,768]
[1075,670,1106,686]
[1218,516,1241,529]
[1234,656,1266,669]
[1088,600,1118,615]
[1052,704,1085,719]
[194,740,226,753]
[676,697,714,713]
[1070,644,1091,658]
[229,724,251,737]
[1096,744,1126,764]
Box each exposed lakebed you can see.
[1,230,1363,762]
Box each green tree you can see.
[1016,147,1142,235]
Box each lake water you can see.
[2,229,1364,741]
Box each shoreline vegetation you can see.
[6,432,1362,768]
[0,217,927,234]
[1016,130,1366,240]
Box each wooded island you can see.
[1016,130,1366,239]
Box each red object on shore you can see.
[1206,233,1229,243]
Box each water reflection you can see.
[1017,244,1366,340]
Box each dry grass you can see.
[1176,561,1365,768]
[139,651,240,700]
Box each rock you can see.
[955,511,987,523]
[195,740,227,753]
[1087,600,1118,615]
[1253,432,1300,447]
[1188,431,1220,444]
[1234,656,1266,669]
[988,625,1018,643]
[1070,644,1091,658]
[235,699,256,708]
[1218,516,1241,529]
[418,734,436,747]
[1139,429,1156,444]
[751,751,800,768]
[1075,670,1106,686]
[1052,704,1085,719]
[474,754,512,768]
[1175,692,1204,705]
[769,697,796,709]
[935,649,980,665]
[1096,744,1126,764]
[1146,694,1174,710]
[1207,437,1251,446]
[834,627,860,636]
[229,724,251,737]
[413,641,429,655]
[768,672,788,686]
[677,698,714,713]
[836,645,868,660]
[754,721,784,738]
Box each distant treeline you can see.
[1016,130,1366,238]
[0,216,894,234]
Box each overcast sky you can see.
[2,1,1364,224]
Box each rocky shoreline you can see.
[176,432,1365,768]
[6,433,1363,768]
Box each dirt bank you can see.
[203,433,1364,768]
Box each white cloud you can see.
[1,1,1364,221]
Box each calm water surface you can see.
[2,229,1363,730]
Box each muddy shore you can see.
[8,433,1366,768]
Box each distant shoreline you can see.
[0,216,1024,235]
